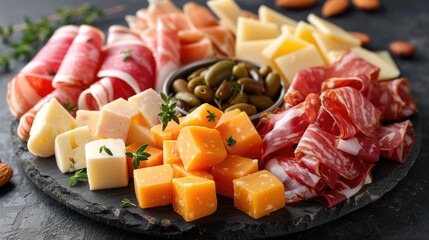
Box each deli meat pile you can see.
[260,50,417,207]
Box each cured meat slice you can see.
[321,87,381,138]
[183,2,219,29]
[17,86,82,141]
[140,27,158,53]
[295,124,362,179]
[125,15,149,33]
[335,134,380,162]
[276,155,322,189]
[377,120,415,163]
[7,25,79,118]
[143,0,181,27]
[300,155,338,189]
[106,25,142,46]
[180,37,214,65]
[199,25,235,57]
[52,25,104,88]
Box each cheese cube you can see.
[55,126,93,173]
[207,0,242,33]
[236,17,279,43]
[172,163,214,180]
[312,31,355,63]
[235,39,273,66]
[163,140,181,165]
[85,139,128,190]
[351,47,400,80]
[294,21,318,46]
[134,164,174,208]
[215,111,262,159]
[126,122,156,147]
[258,5,297,29]
[128,89,162,128]
[126,143,163,177]
[275,45,325,83]
[281,25,295,35]
[172,176,217,222]
[211,155,259,198]
[151,120,181,149]
[76,110,100,138]
[28,98,76,157]
[233,170,285,219]
[177,126,227,171]
[180,103,223,129]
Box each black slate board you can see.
[13,113,421,239]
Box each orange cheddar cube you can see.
[233,170,285,219]
[211,155,259,198]
[176,126,227,171]
[163,140,181,164]
[151,120,181,149]
[172,163,213,180]
[215,111,262,159]
[180,103,223,129]
[172,176,217,222]
[134,164,174,208]
[126,143,163,177]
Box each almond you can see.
[349,31,371,47]
[0,163,13,187]
[322,0,349,18]
[275,0,317,9]
[352,0,380,11]
[389,41,416,58]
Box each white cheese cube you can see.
[85,138,128,190]
[236,17,279,43]
[351,47,400,81]
[281,25,295,35]
[126,122,156,147]
[28,98,76,157]
[55,126,93,173]
[128,89,162,128]
[76,110,100,138]
[207,0,242,33]
[312,31,355,63]
[235,39,273,66]
[258,5,297,29]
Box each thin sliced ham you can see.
[7,25,79,118]
[377,120,415,163]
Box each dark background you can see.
[1,0,428,239]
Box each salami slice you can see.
[276,155,323,189]
[52,25,104,88]
[377,120,415,163]
[7,25,79,118]
[17,86,83,141]
[335,134,380,162]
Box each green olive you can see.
[204,60,234,87]
[248,95,274,111]
[187,67,206,80]
[172,79,191,94]
[194,85,214,103]
[219,103,230,111]
[232,65,249,79]
[237,78,265,95]
[187,76,204,92]
[225,103,257,116]
[259,65,272,79]
[264,72,281,98]
[175,92,201,108]
[215,81,234,101]
[229,92,248,105]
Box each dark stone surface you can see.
[1,0,429,239]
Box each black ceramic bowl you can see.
[162,57,285,123]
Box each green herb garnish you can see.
[121,49,132,62]
[63,102,76,113]
[226,136,237,152]
[157,92,180,131]
[99,145,113,156]
[125,144,151,169]
[120,198,136,208]
[214,97,222,110]
[68,169,88,187]
[206,110,216,122]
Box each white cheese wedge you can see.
[235,39,274,66]
[28,98,76,157]
[128,89,162,128]
[307,13,361,47]
[207,0,242,33]
[76,110,100,138]
[258,5,297,29]
[281,25,295,35]
[275,45,325,83]
[375,50,399,71]
[126,122,156,147]
[294,21,318,46]
[313,31,355,63]
[236,17,280,43]
[55,126,93,173]
[85,138,128,190]
[351,47,400,80]
[326,50,346,65]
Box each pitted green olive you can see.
[264,72,281,98]
[248,95,274,111]
[175,92,201,108]
[204,60,234,87]
[187,76,204,92]
[225,103,257,116]
[259,65,272,78]
[187,67,206,80]
[237,78,265,95]
[232,65,249,79]
[172,79,191,94]
[194,85,214,103]
[229,92,248,105]
[215,81,234,101]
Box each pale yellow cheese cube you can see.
[128,89,162,128]
[275,45,325,83]
[85,138,128,190]
[236,17,279,43]
[207,0,242,33]
[235,39,273,66]
[280,25,295,35]
[312,31,355,63]
[258,5,297,29]
[294,21,318,46]
[351,47,400,80]
[28,98,76,157]
[126,122,156,147]
[55,126,93,173]
[76,110,100,138]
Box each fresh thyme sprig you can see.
[226,135,237,152]
[68,169,88,187]
[120,198,136,208]
[62,102,76,113]
[125,144,151,169]
[99,145,113,156]
[121,49,132,62]
[158,92,180,131]
[206,110,216,122]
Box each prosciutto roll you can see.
[7,25,79,118]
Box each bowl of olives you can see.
[163,58,285,123]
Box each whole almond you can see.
[349,31,371,47]
[0,163,13,187]
[276,0,317,9]
[352,0,380,11]
[389,41,416,58]
[322,0,349,18]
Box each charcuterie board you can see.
[13,112,421,238]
